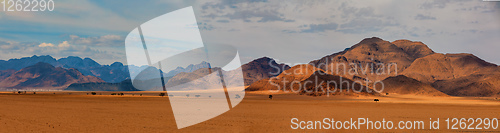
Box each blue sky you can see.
[0,0,499,65]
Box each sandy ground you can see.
[1,91,500,132]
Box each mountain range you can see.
[0,37,498,96]
[0,62,104,90]
[249,37,500,97]
[0,55,129,83]
[0,54,288,91]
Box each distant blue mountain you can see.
[0,55,129,83]
[0,55,216,84]
[164,61,210,77]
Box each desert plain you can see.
[0,91,499,132]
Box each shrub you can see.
[168,95,174,97]
[374,99,379,102]
[159,93,165,97]
[186,94,190,98]
[91,92,97,95]
[120,93,124,96]
[235,94,241,99]
[195,95,201,98]
[111,93,117,95]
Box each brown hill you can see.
[377,75,447,96]
[245,64,323,91]
[165,67,220,89]
[309,37,423,82]
[246,64,378,96]
[402,53,498,83]
[432,72,500,97]
[0,62,104,90]
[0,69,16,81]
[304,37,499,97]
[241,57,290,86]
[163,57,290,89]
[298,70,377,96]
[391,39,435,59]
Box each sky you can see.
[0,0,499,66]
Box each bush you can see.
[168,95,174,97]
[374,99,379,102]
[91,92,97,95]
[111,93,117,95]
[120,93,124,96]
[159,93,165,97]
[195,95,200,98]
[186,94,190,98]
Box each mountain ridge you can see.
[0,62,104,90]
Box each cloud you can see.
[201,0,294,23]
[415,14,437,20]
[38,43,55,47]
[0,36,125,64]
[338,18,398,34]
[58,41,71,48]
[300,23,339,33]
[201,0,268,10]
[204,9,295,23]
[197,22,215,31]
[216,20,230,23]
[68,35,124,47]
[419,0,473,9]
[1,0,499,66]
[222,10,294,22]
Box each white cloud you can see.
[58,41,70,48]
[0,36,126,65]
[68,35,124,47]
[38,43,55,47]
